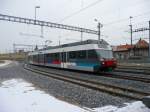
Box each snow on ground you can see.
[0,79,149,112]
[94,101,150,112]
[0,79,88,112]
[0,60,11,67]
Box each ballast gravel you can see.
[30,65,150,93]
[0,62,132,108]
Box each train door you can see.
[43,53,45,65]
[61,51,67,68]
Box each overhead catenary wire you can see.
[59,0,150,24]
[59,0,105,22]
[104,11,150,26]
[58,0,150,39]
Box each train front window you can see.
[96,50,113,59]
[87,50,98,59]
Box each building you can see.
[113,39,149,60]
[134,39,149,57]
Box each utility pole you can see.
[149,21,150,58]
[129,16,133,56]
[129,25,133,46]
[129,16,133,46]
[94,19,103,44]
[98,22,103,45]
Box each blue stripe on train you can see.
[76,62,101,67]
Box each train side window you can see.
[39,54,44,62]
[88,50,97,59]
[45,53,52,63]
[54,53,59,60]
[33,55,38,62]
[52,53,55,60]
[69,51,76,59]
[77,50,86,59]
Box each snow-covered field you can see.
[0,61,149,112]
[0,79,88,112]
[0,79,149,112]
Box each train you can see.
[27,39,117,72]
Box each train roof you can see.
[37,39,109,51]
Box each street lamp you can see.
[94,19,103,44]
[35,6,40,22]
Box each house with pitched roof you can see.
[113,39,149,60]
[134,39,149,56]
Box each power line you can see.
[60,0,150,24]
[59,0,104,22]
[104,11,150,26]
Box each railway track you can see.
[26,64,150,84]
[118,64,150,69]
[24,64,150,100]
[29,65,150,83]
[115,66,150,75]
[100,72,150,83]
[29,64,150,83]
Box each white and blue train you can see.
[27,39,117,72]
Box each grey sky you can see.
[0,0,150,53]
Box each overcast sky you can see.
[0,0,150,53]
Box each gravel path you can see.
[0,61,132,108]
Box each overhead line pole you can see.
[149,21,150,57]
[129,16,133,56]
[97,22,103,45]
[131,21,150,58]
[129,16,133,46]
[130,24,133,46]
[94,19,103,45]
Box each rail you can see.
[24,64,150,100]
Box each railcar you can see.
[27,39,117,72]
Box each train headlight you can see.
[112,58,116,61]
[100,58,105,61]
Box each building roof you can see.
[135,39,149,48]
[113,44,133,52]
[113,39,149,52]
